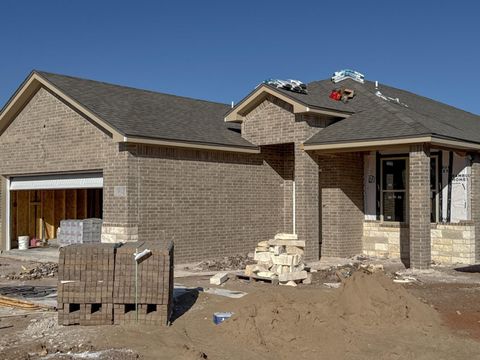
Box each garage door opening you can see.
[7,173,103,249]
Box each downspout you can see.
[6,178,10,251]
[292,180,296,234]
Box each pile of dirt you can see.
[169,270,480,360]
[196,254,255,271]
[5,262,58,280]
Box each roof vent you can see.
[331,69,365,84]
[262,79,307,94]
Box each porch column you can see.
[0,176,5,251]
[294,145,319,261]
[409,144,431,269]
[470,154,480,262]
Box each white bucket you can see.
[18,236,30,250]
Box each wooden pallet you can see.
[235,273,279,285]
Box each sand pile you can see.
[204,271,442,359]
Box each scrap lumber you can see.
[0,295,42,310]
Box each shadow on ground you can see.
[454,264,480,273]
[170,287,202,323]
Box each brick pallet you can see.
[113,242,174,325]
[57,241,173,326]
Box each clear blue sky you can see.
[0,1,479,114]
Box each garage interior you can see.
[7,173,104,249]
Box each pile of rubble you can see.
[198,254,255,271]
[5,263,58,280]
[244,233,310,286]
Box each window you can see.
[430,155,439,222]
[381,158,407,222]
[380,155,440,223]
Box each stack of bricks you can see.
[57,241,174,326]
[113,242,174,325]
[57,244,115,325]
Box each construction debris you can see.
[4,262,58,280]
[209,272,229,285]
[262,79,308,94]
[0,295,43,310]
[331,69,365,84]
[197,254,255,271]
[242,233,309,286]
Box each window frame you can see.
[378,153,441,223]
[380,156,409,222]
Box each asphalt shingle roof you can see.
[34,71,480,149]
[36,71,255,149]
[303,78,480,145]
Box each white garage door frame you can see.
[5,172,103,251]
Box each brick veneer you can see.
[241,96,336,261]
[0,88,136,248]
[409,144,431,269]
[471,155,480,262]
[318,153,364,257]
[126,144,286,262]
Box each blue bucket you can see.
[213,312,233,325]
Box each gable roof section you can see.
[224,83,354,122]
[0,71,258,153]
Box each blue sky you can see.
[0,1,479,114]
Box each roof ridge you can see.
[34,70,231,109]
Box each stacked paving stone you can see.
[57,241,173,326]
[113,242,174,325]
[244,233,310,286]
[58,244,115,325]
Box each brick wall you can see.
[471,155,480,262]
[318,153,364,257]
[241,96,334,261]
[409,144,431,269]
[126,144,286,262]
[0,87,129,249]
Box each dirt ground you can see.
[1,255,480,359]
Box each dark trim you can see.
[375,151,380,220]
[447,151,453,223]
[437,151,443,222]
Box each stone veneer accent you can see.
[101,225,139,243]
[363,221,476,265]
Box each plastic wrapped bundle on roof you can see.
[262,78,308,94]
[331,69,365,84]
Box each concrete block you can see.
[280,280,298,287]
[270,245,285,256]
[254,251,271,262]
[274,233,298,240]
[210,272,229,285]
[257,271,276,278]
[255,246,269,252]
[278,270,308,282]
[285,246,304,256]
[257,241,269,247]
[302,273,312,285]
[272,254,300,266]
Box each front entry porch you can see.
[315,143,480,268]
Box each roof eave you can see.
[303,135,480,152]
[122,135,260,154]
